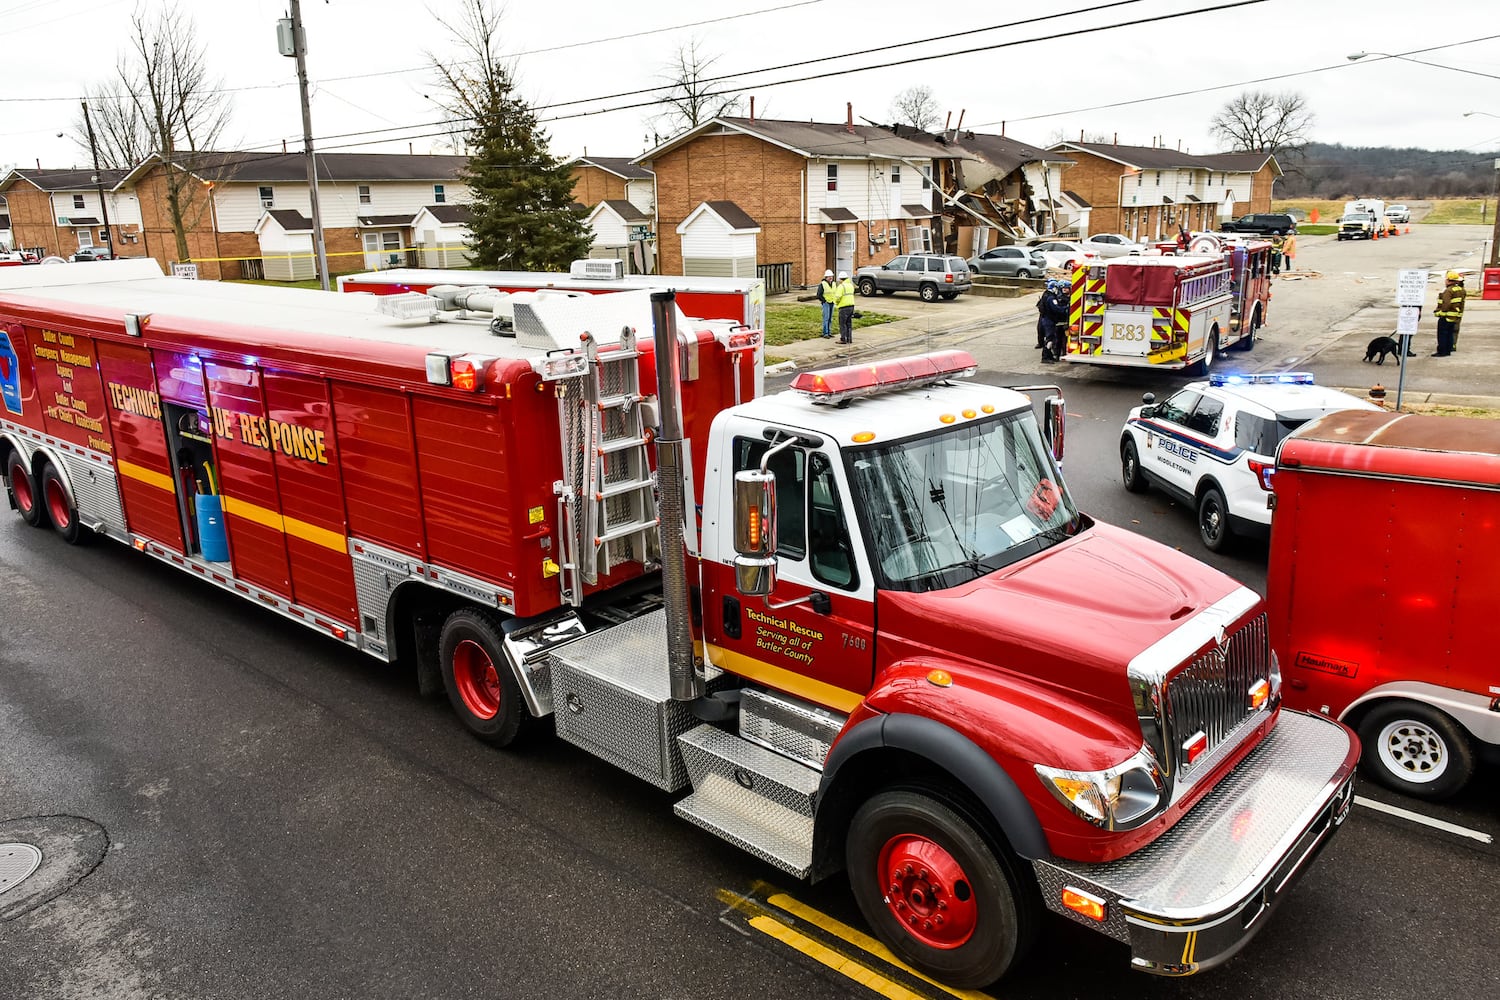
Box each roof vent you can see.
[569,258,624,280]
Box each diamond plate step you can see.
[674,725,819,878]
[739,688,845,770]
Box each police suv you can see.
[1119,372,1380,551]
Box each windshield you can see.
[848,410,1083,591]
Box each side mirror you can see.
[1142,392,1156,405]
[732,468,777,597]
[1043,395,1066,463]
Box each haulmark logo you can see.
[1294,650,1359,678]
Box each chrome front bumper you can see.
[1034,710,1358,976]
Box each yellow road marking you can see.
[749,915,929,1000]
[766,893,998,1000]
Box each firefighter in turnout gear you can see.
[1433,271,1466,356]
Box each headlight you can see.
[1036,746,1166,831]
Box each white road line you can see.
[1355,795,1494,844]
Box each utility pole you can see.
[281,1,330,290]
[80,102,114,257]
[1491,157,1500,267]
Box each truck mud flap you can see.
[1033,710,1358,975]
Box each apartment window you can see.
[358,185,372,205]
[826,164,838,192]
[920,227,933,253]
[99,228,110,243]
[1137,172,1143,187]
[1155,171,1161,186]
[890,166,900,185]
[888,227,900,251]
[433,184,446,204]
[73,194,86,209]
[76,229,92,248]
[259,186,275,208]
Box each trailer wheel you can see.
[847,790,1035,988]
[1197,485,1232,552]
[40,462,86,544]
[6,451,45,528]
[439,607,527,746]
[1358,702,1474,800]
[1121,439,1149,494]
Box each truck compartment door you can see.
[97,341,185,552]
[1101,307,1153,357]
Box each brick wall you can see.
[1249,165,1275,213]
[6,185,58,255]
[135,165,220,274]
[570,166,627,206]
[1056,151,1130,234]
[651,133,807,283]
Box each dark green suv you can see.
[1220,213,1297,236]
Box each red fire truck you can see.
[1065,238,1272,374]
[1,261,1357,988]
[1270,409,1500,800]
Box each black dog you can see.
[1363,336,1408,365]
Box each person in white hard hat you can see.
[835,271,856,343]
[818,269,837,338]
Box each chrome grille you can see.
[1167,613,1269,782]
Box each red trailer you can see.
[1271,409,1500,799]
[2,261,1357,988]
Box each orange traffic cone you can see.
[1405,226,1411,234]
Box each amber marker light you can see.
[1248,678,1270,710]
[939,413,957,424]
[1061,887,1106,922]
[961,408,977,419]
[926,669,953,687]
[851,431,876,443]
[981,404,995,414]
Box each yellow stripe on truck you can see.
[220,494,347,553]
[703,642,864,713]
[117,459,177,493]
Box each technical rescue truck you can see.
[1065,237,1272,373]
[1270,409,1500,801]
[0,261,1357,988]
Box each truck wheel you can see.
[1121,439,1149,494]
[1238,308,1258,350]
[6,452,45,528]
[1197,485,1232,552]
[858,277,876,296]
[919,282,939,303]
[847,790,1035,988]
[40,462,86,544]
[1191,329,1218,376]
[1358,703,1474,800]
[439,607,528,746]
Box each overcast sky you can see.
[3,0,1498,174]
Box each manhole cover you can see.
[0,844,42,894]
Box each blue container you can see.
[195,494,229,562]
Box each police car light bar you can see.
[790,351,978,405]
[1209,371,1315,386]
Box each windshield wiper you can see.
[928,478,982,574]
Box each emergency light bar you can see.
[1209,371,1315,387]
[720,328,763,353]
[790,350,978,405]
[532,350,589,381]
[426,351,496,391]
[377,292,441,322]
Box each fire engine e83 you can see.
[0,261,1355,988]
[1066,236,1273,374]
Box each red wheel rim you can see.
[8,460,33,515]
[44,476,71,529]
[453,639,501,719]
[876,834,978,950]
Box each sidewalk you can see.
[764,280,1500,414]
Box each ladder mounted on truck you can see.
[551,326,660,603]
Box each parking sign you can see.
[1395,269,1427,306]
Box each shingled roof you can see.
[574,156,653,179]
[0,168,129,192]
[120,151,470,187]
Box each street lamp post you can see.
[1465,112,1500,267]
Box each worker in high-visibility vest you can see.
[817,269,837,338]
[1432,271,1466,356]
[836,271,856,343]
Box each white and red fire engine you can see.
[1,260,1355,988]
[1066,237,1273,373]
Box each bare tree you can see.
[424,0,515,155]
[75,3,232,262]
[1210,90,1314,155]
[71,80,152,169]
[648,39,742,140]
[889,86,941,132]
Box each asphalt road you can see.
[3,229,1498,999]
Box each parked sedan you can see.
[1028,240,1100,271]
[70,247,114,262]
[967,245,1047,278]
[1080,233,1144,258]
[1385,204,1411,224]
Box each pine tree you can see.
[461,69,591,271]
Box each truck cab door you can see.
[700,423,876,712]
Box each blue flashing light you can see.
[1209,371,1315,387]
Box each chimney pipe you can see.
[649,291,702,703]
[1000,120,1006,137]
[36,158,42,170]
[283,139,288,153]
[409,142,414,154]
[846,102,854,133]
[1177,138,1182,151]
[955,109,966,131]
[749,96,755,122]
[1079,129,1084,142]
[1113,132,1118,145]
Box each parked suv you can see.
[855,253,972,301]
[1337,213,1376,240]
[1385,204,1411,224]
[1119,371,1378,551]
[1219,213,1297,235]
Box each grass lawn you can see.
[1296,224,1338,235]
[763,303,901,346]
[226,277,333,291]
[1273,200,1346,224]
[1419,200,1488,224]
